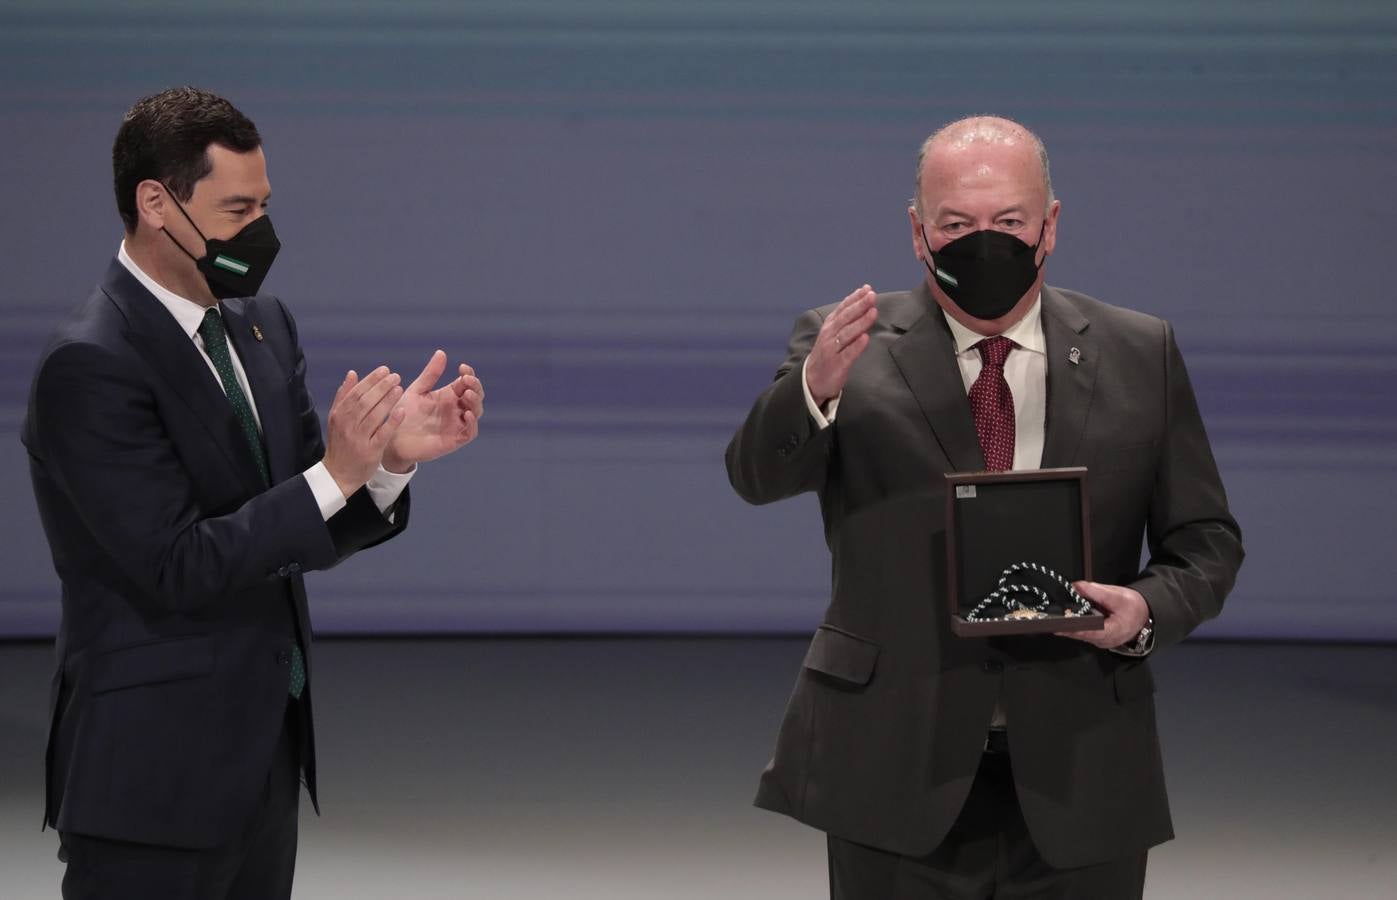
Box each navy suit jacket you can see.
[22,259,407,848]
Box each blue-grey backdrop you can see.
[2,1,1393,639]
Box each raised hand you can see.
[381,350,484,472]
[322,366,405,498]
[805,285,878,406]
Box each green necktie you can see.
[197,308,270,486]
[197,308,306,699]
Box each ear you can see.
[134,179,168,234]
[1041,199,1061,261]
[908,205,927,263]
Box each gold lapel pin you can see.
[1068,347,1081,366]
[252,324,264,342]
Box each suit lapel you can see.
[1039,287,1098,469]
[887,281,985,472]
[222,301,297,485]
[222,301,314,681]
[103,261,265,492]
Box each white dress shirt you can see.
[117,242,412,520]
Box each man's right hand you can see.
[805,285,878,407]
[322,366,406,499]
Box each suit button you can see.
[982,660,1004,673]
[276,650,291,665]
[286,563,302,574]
[776,448,789,458]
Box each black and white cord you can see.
[965,561,1095,622]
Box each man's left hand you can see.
[1056,581,1150,649]
[381,350,484,473]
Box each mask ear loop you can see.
[157,182,208,263]
[919,224,959,289]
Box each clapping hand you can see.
[322,366,406,498]
[381,350,484,473]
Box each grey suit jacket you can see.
[725,281,1243,867]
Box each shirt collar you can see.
[941,292,1045,356]
[117,240,217,340]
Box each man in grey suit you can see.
[726,116,1243,898]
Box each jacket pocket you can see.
[802,625,880,686]
[90,635,215,694]
[1113,661,1156,703]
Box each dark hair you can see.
[112,87,261,232]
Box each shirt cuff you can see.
[303,462,348,522]
[365,463,415,520]
[801,356,841,429]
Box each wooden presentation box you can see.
[945,467,1105,637]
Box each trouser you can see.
[828,744,1147,900]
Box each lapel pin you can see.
[252,324,264,342]
[1068,347,1081,366]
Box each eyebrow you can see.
[217,193,271,207]
[938,205,1027,220]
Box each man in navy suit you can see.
[22,87,485,899]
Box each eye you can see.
[942,221,968,234]
[998,218,1024,230]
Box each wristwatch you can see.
[1120,615,1155,657]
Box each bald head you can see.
[913,116,1053,216]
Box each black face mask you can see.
[162,186,280,300]
[920,222,1045,321]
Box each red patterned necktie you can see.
[969,336,1017,471]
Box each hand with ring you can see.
[805,284,878,406]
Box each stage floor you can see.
[2,638,1394,898]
